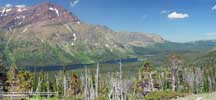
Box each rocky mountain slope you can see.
[0,2,164,66]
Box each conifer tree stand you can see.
[0,59,3,99]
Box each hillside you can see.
[0,2,164,66]
[193,49,216,67]
[132,40,216,65]
[0,2,216,67]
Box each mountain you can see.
[0,2,164,66]
[193,48,216,67]
[132,40,216,65]
[0,2,79,29]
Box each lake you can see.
[25,58,138,72]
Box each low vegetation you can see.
[173,92,216,100]
[1,53,216,100]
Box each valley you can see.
[0,1,216,100]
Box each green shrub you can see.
[27,96,59,100]
[145,90,186,100]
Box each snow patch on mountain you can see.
[17,22,22,25]
[77,21,80,25]
[64,24,73,32]
[5,8,12,13]
[73,33,77,41]
[71,42,74,46]
[17,8,26,12]
[15,15,25,20]
[49,7,60,16]
[0,8,12,16]
[22,27,28,33]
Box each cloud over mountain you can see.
[5,4,13,7]
[15,4,26,8]
[212,5,216,11]
[206,32,216,39]
[160,10,169,14]
[168,12,189,19]
[70,0,80,7]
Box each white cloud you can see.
[70,0,80,7]
[15,4,26,8]
[206,32,216,39]
[160,10,169,14]
[212,5,216,11]
[206,32,216,36]
[168,12,189,19]
[5,4,13,7]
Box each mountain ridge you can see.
[1,2,215,67]
[0,2,165,66]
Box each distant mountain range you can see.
[0,2,215,66]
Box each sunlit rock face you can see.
[0,2,80,29]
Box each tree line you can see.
[0,54,216,100]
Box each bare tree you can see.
[0,59,3,72]
[169,54,182,91]
[95,63,99,98]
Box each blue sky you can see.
[0,0,216,42]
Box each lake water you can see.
[25,58,138,72]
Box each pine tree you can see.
[71,72,81,95]
[16,71,32,92]
[0,59,3,72]
[136,62,156,96]
[6,64,32,92]
[6,64,18,92]
[0,58,3,99]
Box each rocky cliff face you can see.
[0,2,79,29]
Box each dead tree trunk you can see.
[169,54,182,91]
[95,63,99,98]
[149,72,155,91]
[172,74,176,91]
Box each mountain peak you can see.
[37,2,55,6]
[0,2,165,66]
[0,2,80,29]
[34,2,62,10]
